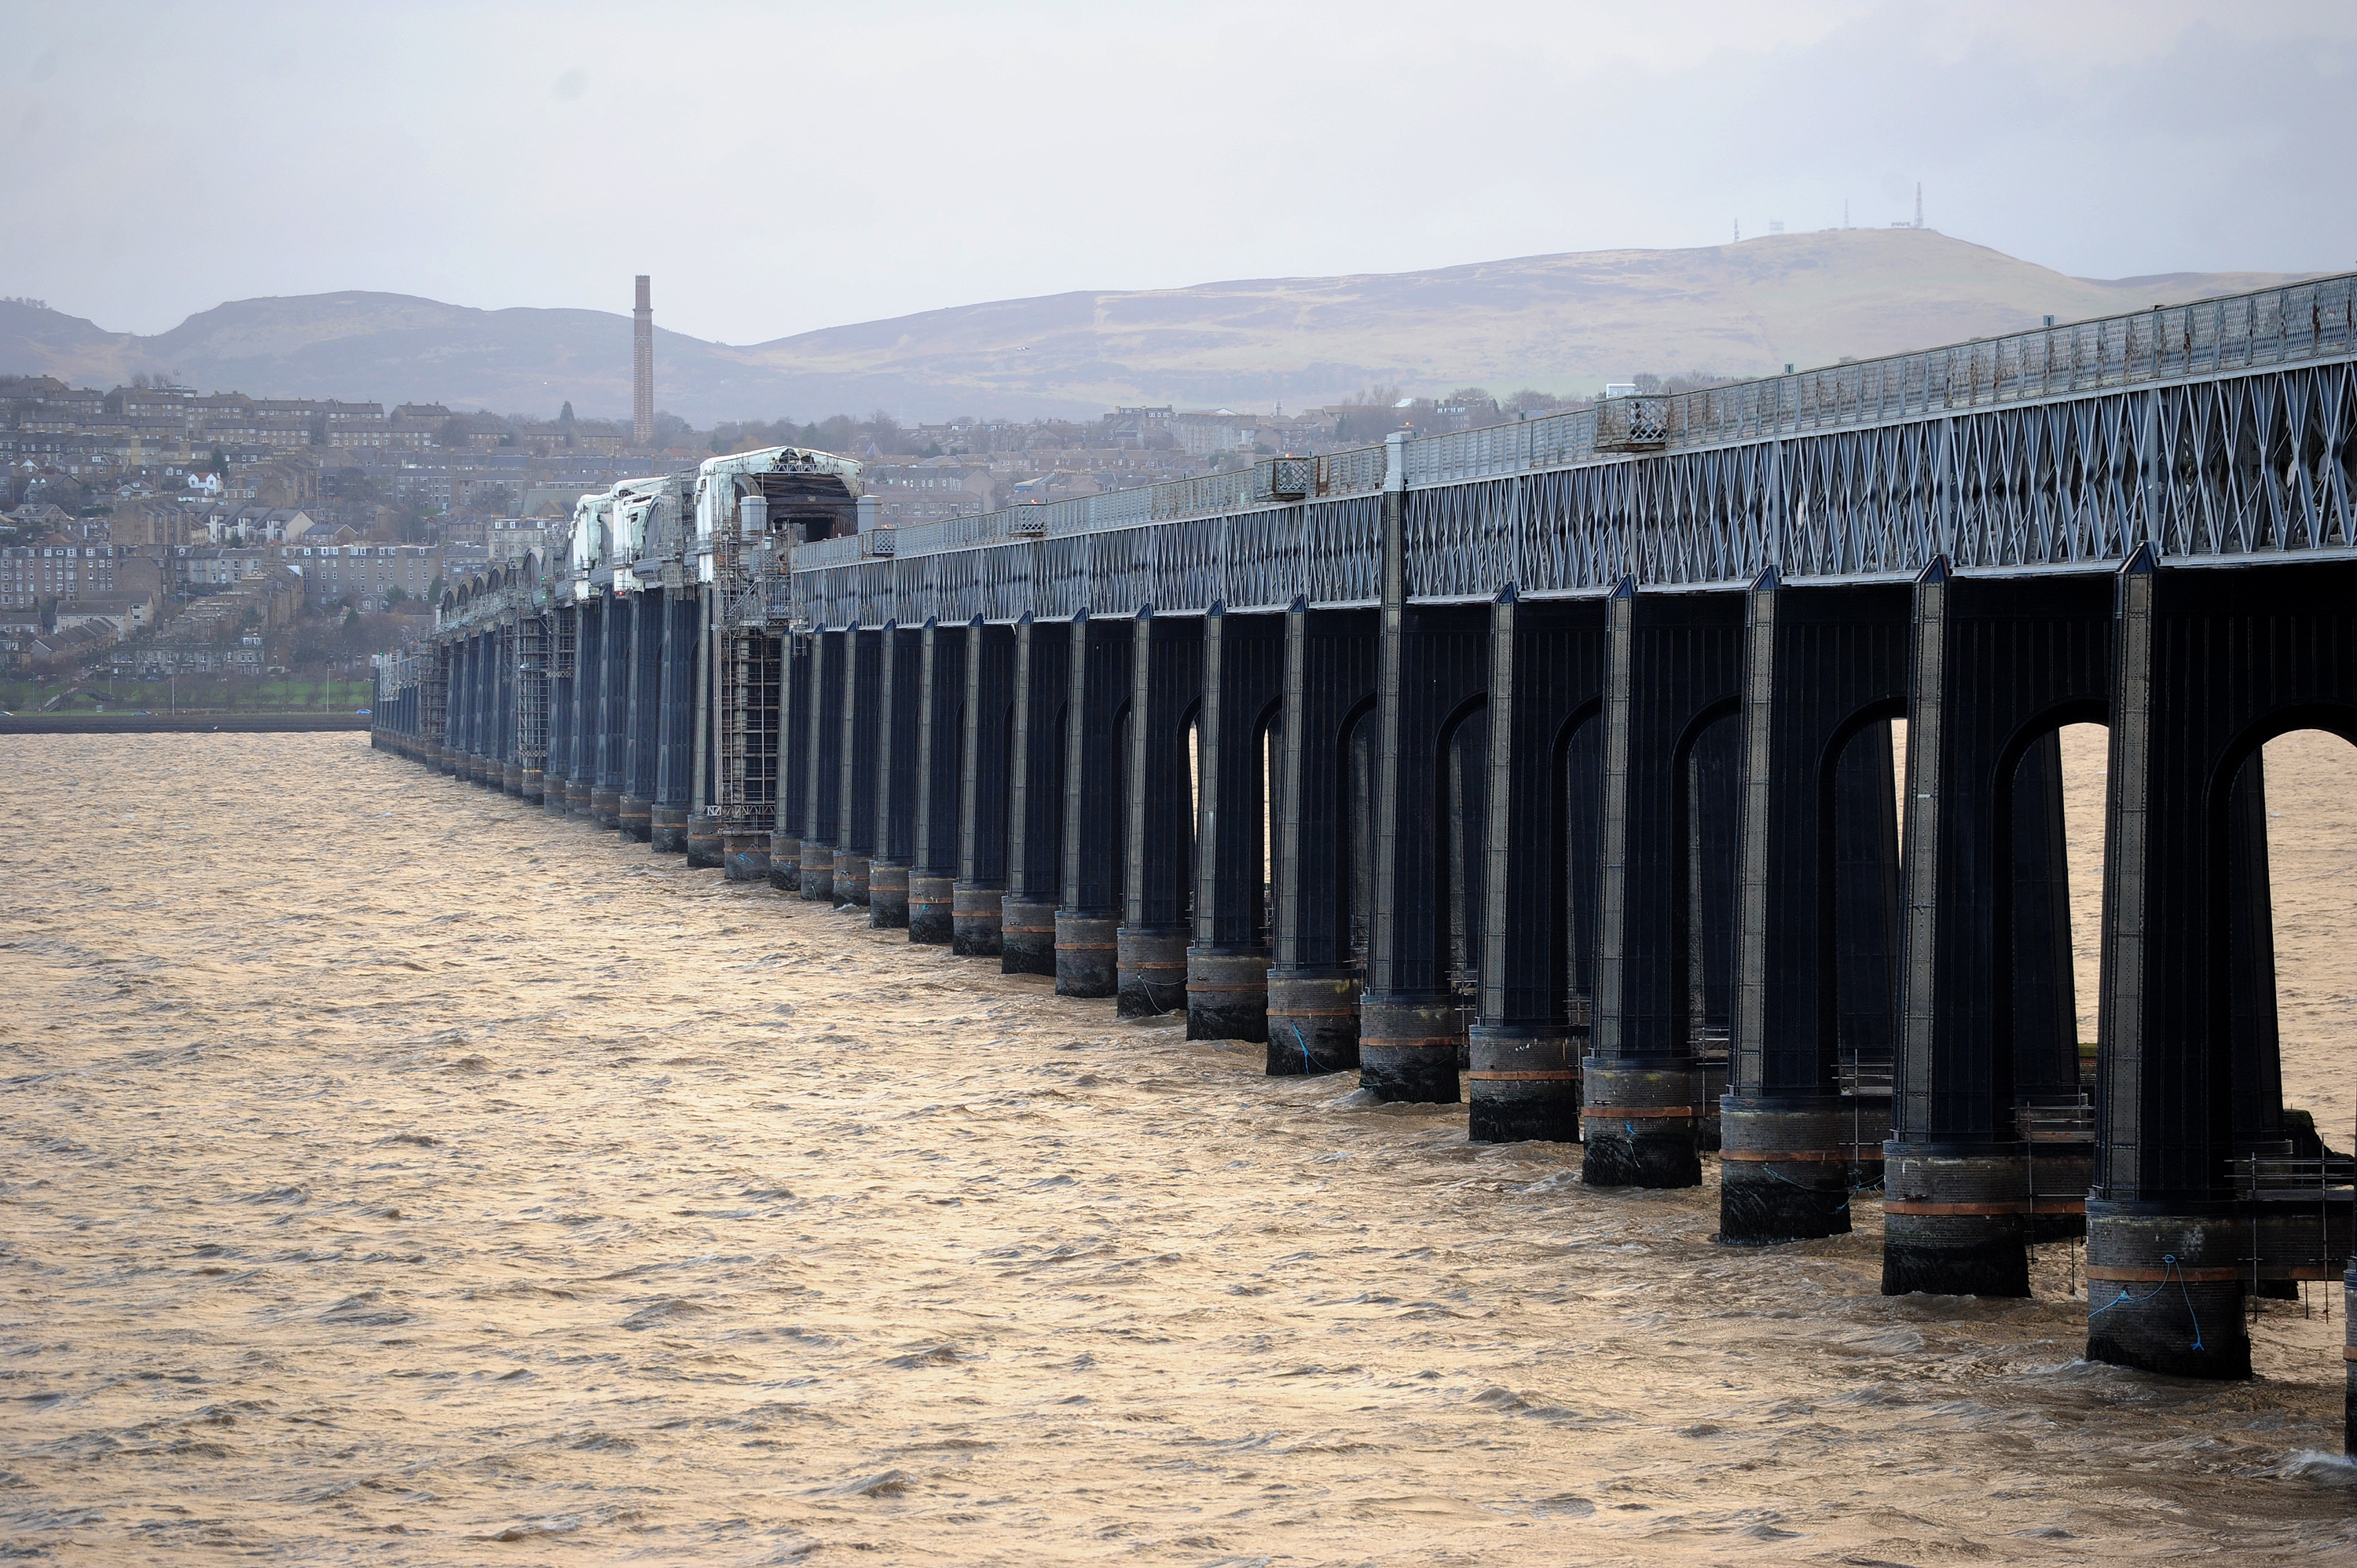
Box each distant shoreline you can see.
[0,713,369,735]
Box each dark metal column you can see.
[801,628,842,901]
[1056,611,1131,998]
[593,595,628,829]
[954,619,1014,956]
[619,589,659,840]
[492,625,512,794]
[1717,573,1910,1240]
[1266,601,1377,1075]
[834,626,881,908]
[871,624,920,929]
[2224,755,2289,1169]
[1471,592,1607,1144]
[445,635,470,779]
[424,640,450,772]
[2009,728,2091,1239]
[686,585,722,867]
[497,624,522,795]
[458,632,481,782]
[769,629,808,888]
[909,619,966,945]
[652,592,696,852]
[1119,610,1202,1018]
[569,599,601,816]
[473,630,494,785]
[1001,615,1065,973]
[1884,562,2113,1295]
[1187,607,1286,1044]
[1362,598,1491,1105]
[1582,580,1747,1188]
[2089,553,2357,1382]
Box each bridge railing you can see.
[1652,274,2357,456]
[750,269,2357,624]
[797,272,2357,575]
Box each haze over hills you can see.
[0,230,2314,427]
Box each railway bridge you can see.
[375,273,2357,1423]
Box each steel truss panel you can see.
[779,358,2357,629]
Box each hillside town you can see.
[0,371,1604,698]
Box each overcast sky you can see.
[4,1,2352,343]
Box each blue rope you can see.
[2085,1252,2206,1351]
[1290,1022,1314,1075]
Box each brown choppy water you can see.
[3,731,2355,1565]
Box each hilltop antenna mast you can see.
[632,275,654,447]
[1915,183,1923,229]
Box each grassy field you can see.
[0,676,374,715]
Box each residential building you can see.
[55,588,160,636]
[24,621,114,672]
[0,542,143,610]
[486,518,555,563]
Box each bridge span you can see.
[376,272,2357,1430]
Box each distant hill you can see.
[0,231,2315,425]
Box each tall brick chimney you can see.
[632,275,654,447]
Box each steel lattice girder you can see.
[780,360,2357,628]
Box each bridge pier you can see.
[1469,592,1607,1143]
[651,592,697,851]
[2223,754,2315,1301]
[442,636,467,777]
[870,623,919,929]
[907,619,963,944]
[471,630,494,786]
[1055,612,1129,998]
[1000,616,1062,972]
[1266,600,1374,1075]
[1583,581,1745,1189]
[463,632,486,783]
[580,604,607,818]
[428,643,452,775]
[519,613,547,804]
[682,586,720,867]
[544,606,574,816]
[495,625,515,790]
[497,624,522,796]
[768,630,808,887]
[447,633,467,779]
[1118,610,1200,1019]
[798,628,841,899]
[832,625,881,909]
[1718,573,1908,1242]
[953,621,1014,957]
[1187,606,1285,1045]
[593,597,629,828]
[2009,730,2092,1242]
[2088,553,2357,1383]
[1360,595,1490,1105]
[566,603,599,816]
[615,590,656,839]
[617,592,656,838]
[719,626,779,881]
[1884,563,2112,1296]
